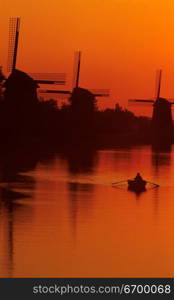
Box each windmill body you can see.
[4,69,39,105]
[152,97,173,137]
[69,87,96,114]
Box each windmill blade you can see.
[39,89,71,94]
[72,51,81,90]
[129,99,154,103]
[93,93,110,97]
[91,89,110,97]
[36,80,65,85]
[35,80,65,85]
[7,17,20,73]
[155,69,162,100]
[29,73,66,85]
[165,98,174,102]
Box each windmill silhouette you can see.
[1,17,66,103]
[40,51,110,101]
[129,70,174,140]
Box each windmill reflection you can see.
[151,143,172,174]
[0,190,32,277]
[150,143,172,215]
[65,145,97,238]
[0,141,54,277]
[67,182,94,239]
[65,143,97,175]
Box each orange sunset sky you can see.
[1,0,174,116]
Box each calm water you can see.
[0,144,174,277]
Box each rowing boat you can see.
[127,179,147,191]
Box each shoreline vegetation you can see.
[0,97,153,147]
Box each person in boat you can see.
[128,172,146,191]
[134,173,143,182]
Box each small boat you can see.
[127,179,147,191]
[112,173,158,191]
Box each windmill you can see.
[2,17,66,104]
[39,51,110,104]
[129,70,174,140]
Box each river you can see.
[0,144,174,277]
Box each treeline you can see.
[0,98,151,144]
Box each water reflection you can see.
[67,182,94,238]
[151,143,172,174]
[151,186,161,216]
[64,144,97,175]
[1,144,174,277]
[0,141,59,277]
[127,188,146,198]
[0,199,33,277]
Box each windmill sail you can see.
[39,89,71,94]
[89,89,110,97]
[129,70,163,104]
[155,69,162,100]
[29,73,66,85]
[6,17,66,90]
[72,51,81,90]
[39,51,110,97]
[129,99,154,103]
[7,17,20,73]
